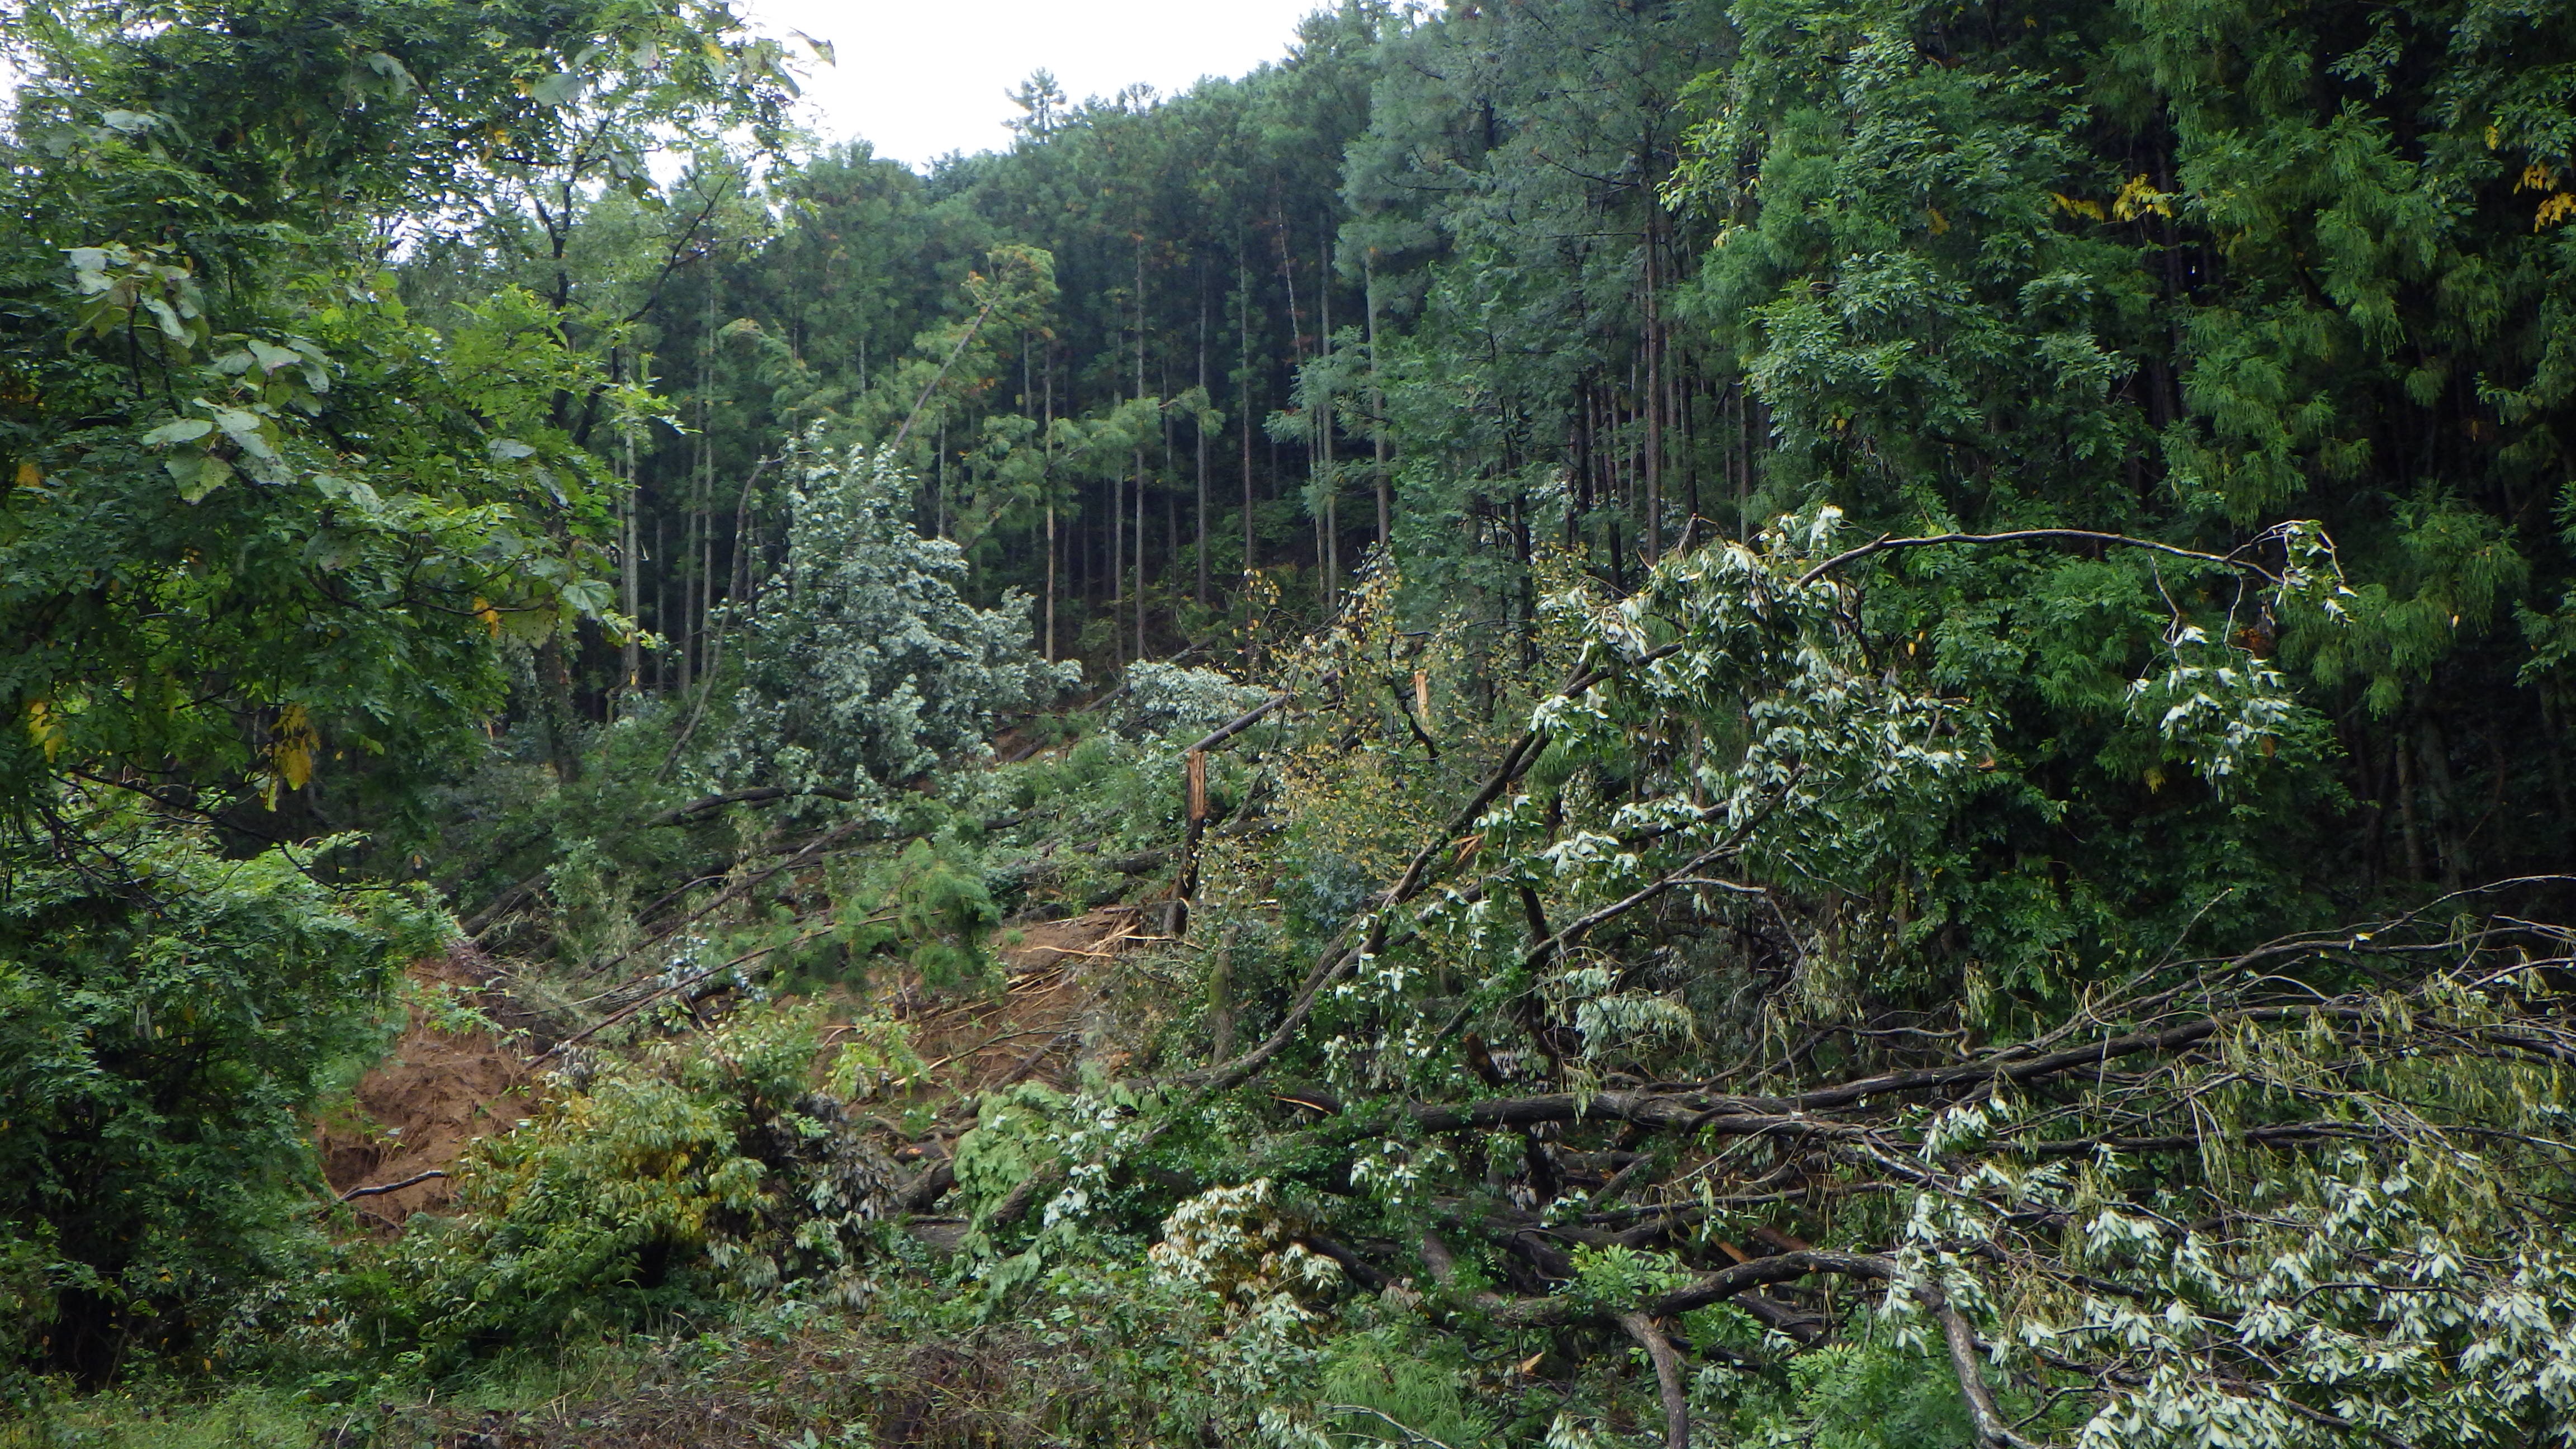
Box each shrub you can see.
[355,1003,895,1367]
[0,816,438,1386]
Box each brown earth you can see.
[317,943,537,1227]
[318,910,1149,1230]
[894,906,1150,1096]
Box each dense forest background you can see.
[447,0,2576,918]
[4,0,2576,1445]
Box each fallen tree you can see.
[930,516,2576,1449]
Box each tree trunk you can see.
[1319,229,1337,613]
[1366,254,1390,556]
[1135,237,1149,664]
[1112,465,1125,667]
[2394,727,2426,883]
[1241,250,1257,583]
[1043,347,1057,664]
[1197,265,1210,609]
[1642,201,1663,564]
[618,356,641,700]
[537,634,582,783]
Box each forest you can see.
[4,0,2576,1443]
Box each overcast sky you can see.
[745,0,1329,167]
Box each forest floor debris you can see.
[317,946,537,1227]
[897,906,1143,1095]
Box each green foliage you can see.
[0,812,439,1384]
[1316,1329,1498,1448]
[12,2,2576,1446]
[0,0,797,823]
[1716,1339,1976,1449]
[354,1004,892,1369]
[1109,662,1272,740]
[724,442,1079,796]
[830,838,1003,990]
[1667,0,2576,915]
[0,1385,321,1449]
[1563,1245,1693,1313]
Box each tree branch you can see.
[338,1169,447,1202]
[1174,644,1683,1093]
[1924,1281,2043,1449]
[1794,527,2286,589]
[1617,1310,1691,1449]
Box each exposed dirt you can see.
[895,907,1150,1097]
[315,907,1150,1238]
[317,943,537,1227]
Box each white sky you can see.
[746,0,1328,168]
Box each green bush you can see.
[0,816,438,1388]
[350,1003,895,1369]
[1317,1329,1497,1447]
[1715,1339,1975,1449]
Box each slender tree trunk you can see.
[694,272,721,690]
[730,458,755,614]
[619,354,641,700]
[1609,378,1628,594]
[1240,251,1257,582]
[1672,372,1686,550]
[1366,254,1390,557]
[1197,267,1210,609]
[698,490,713,680]
[1274,210,1305,366]
[1043,345,1057,664]
[1207,929,1235,1062]
[679,502,698,695]
[1272,210,1313,599]
[1112,463,1125,668]
[537,633,582,782]
[2419,716,2466,890]
[1573,380,1593,556]
[2542,688,2573,831]
[1319,229,1337,612]
[1164,354,1178,594]
[1642,204,1663,564]
[1135,238,1149,664]
[1735,381,1749,529]
[2394,727,2426,883]
[1135,447,1147,661]
[1512,489,1535,665]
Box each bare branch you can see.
[1794,527,2285,589]
[1617,1310,1692,1449]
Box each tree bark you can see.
[1366,253,1390,555]
[1043,343,1057,662]
[1197,263,1210,608]
[1241,250,1257,583]
[1319,226,1337,612]
[1616,1310,1689,1449]
[1642,200,1662,564]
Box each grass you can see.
[0,1388,320,1449]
